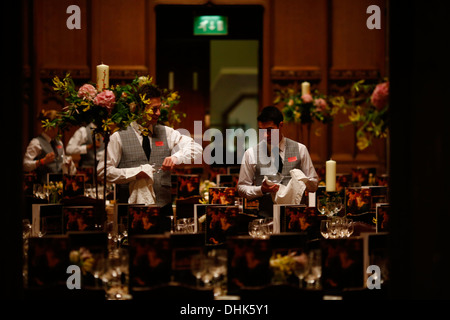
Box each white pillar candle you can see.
[301,81,310,95]
[96,63,109,91]
[326,159,336,192]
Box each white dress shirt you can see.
[23,132,76,174]
[66,126,104,160]
[237,137,318,200]
[97,122,203,184]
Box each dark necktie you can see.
[272,147,283,173]
[50,140,58,154]
[278,154,283,173]
[142,135,151,160]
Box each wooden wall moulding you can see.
[109,66,149,79]
[328,68,381,81]
[270,66,322,81]
[39,67,91,80]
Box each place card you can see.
[128,205,165,235]
[128,234,172,289]
[176,174,200,199]
[376,203,390,232]
[208,187,237,205]
[321,237,365,291]
[63,205,98,233]
[205,205,240,245]
[226,236,272,295]
[344,186,388,225]
[27,235,70,288]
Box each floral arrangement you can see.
[69,247,95,276]
[45,181,63,203]
[331,79,389,150]
[159,88,185,128]
[199,179,217,204]
[269,252,307,283]
[44,74,183,136]
[274,82,335,126]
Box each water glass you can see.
[320,220,330,239]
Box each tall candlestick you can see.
[301,81,310,96]
[96,63,109,91]
[326,159,336,192]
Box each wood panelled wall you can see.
[22,0,388,175]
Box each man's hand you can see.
[161,156,178,171]
[136,171,150,180]
[261,180,280,194]
[42,152,55,165]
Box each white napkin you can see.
[264,169,309,204]
[128,164,156,205]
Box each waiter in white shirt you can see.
[66,122,104,168]
[237,106,319,217]
[23,109,77,184]
[97,84,203,220]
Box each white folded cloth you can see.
[264,169,309,204]
[128,164,156,205]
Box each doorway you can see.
[156,4,263,165]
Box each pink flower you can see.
[314,98,327,112]
[371,82,389,110]
[93,90,115,112]
[301,94,313,104]
[77,84,97,101]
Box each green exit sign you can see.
[194,16,228,35]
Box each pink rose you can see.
[371,82,389,110]
[314,98,327,112]
[301,94,313,104]
[93,90,115,112]
[77,84,97,101]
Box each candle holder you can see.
[318,191,344,217]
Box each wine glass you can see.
[38,217,47,237]
[208,250,227,296]
[150,162,162,174]
[33,183,42,198]
[267,172,283,183]
[43,184,51,202]
[318,200,328,216]
[333,197,344,214]
[190,254,205,287]
[22,219,32,239]
[343,218,354,237]
[92,253,107,288]
[248,219,264,238]
[320,220,330,239]
[293,253,309,288]
[305,250,322,289]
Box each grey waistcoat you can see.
[118,125,172,207]
[35,135,64,183]
[79,123,104,168]
[254,138,302,217]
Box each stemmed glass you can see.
[320,220,330,239]
[43,184,51,202]
[341,218,354,237]
[305,250,322,289]
[190,254,205,287]
[91,253,107,288]
[267,172,283,183]
[293,253,309,288]
[208,250,227,296]
[22,219,32,239]
[150,163,162,174]
[33,184,44,200]
[38,217,47,237]
[248,219,264,238]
